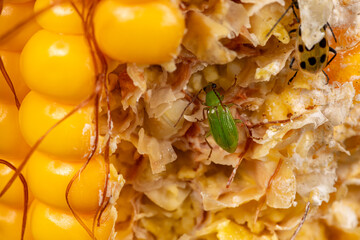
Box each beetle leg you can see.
[322,70,330,85]
[234,119,242,124]
[265,4,294,38]
[291,3,300,23]
[326,47,337,67]
[289,57,297,71]
[288,70,298,85]
[195,107,209,122]
[327,22,337,43]
[288,29,297,37]
[174,88,204,127]
[204,132,213,159]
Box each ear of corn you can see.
[0,1,40,51]
[2,0,360,240]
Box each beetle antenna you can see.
[226,135,252,188]
[265,3,294,38]
[290,201,311,240]
[228,75,238,89]
[174,88,203,127]
[250,114,302,128]
[254,158,284,223]
[212,88,227,109]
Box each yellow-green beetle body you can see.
[204,87,239,154]
[265,0,337,84]
[288,24,336,84]
[296,26,329,74]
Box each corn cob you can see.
[1,0,360,240]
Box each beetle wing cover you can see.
[208,106,239,153]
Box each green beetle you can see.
[176,82,301,187]
[175,82,242,158]
[203,83,239,154]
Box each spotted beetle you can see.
[266,0,337,84]
[288,25,337,84]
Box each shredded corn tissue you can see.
[95,0,360,239]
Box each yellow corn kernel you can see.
[216,220,270,240]
[34,0,84,34]
[0,2,40,51]
[296,221,327,240]
[263,92,289,121]
[0,159,32,208]
[0,102,30,160]
[30,200,116,240]
[27,151,107,212]
[0,51,30,104]
[4,0,33,3]
[0,203,32,240]
[20,30,95,104]
[19,91,93,158]
[326,41,360,94]
[94,0,185,64]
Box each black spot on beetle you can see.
[319,38,326,48]
[308,57,316,66]
[320,54,326,63]
[298,27,301,36]
[300,61,306,69]
[298,44,304,52]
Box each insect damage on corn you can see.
[0,0,359,240]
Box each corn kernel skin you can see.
[0,51,30,104]
[0,2,40,51]
[20,30,95,104]
[94,0,185,64]
[4,0,34,3]
[0,203,32,240]
[27,152,107,212]
[34,0,84,34]
[0,102,30,159]
[19,91,93,159]
[0,159,32,208]
[30,200,116,240]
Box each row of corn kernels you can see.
[0,0,185,239]
[0,1,115,239]
[0,1,35,239]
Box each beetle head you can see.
[203,83,217,93]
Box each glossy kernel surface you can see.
[30,200,115,240]
[0,2,40,51]
[20,30,95,104]
[27,152,106,212]
[94,0,185,64]
[34,0,84,34]
[19,91,93,159]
